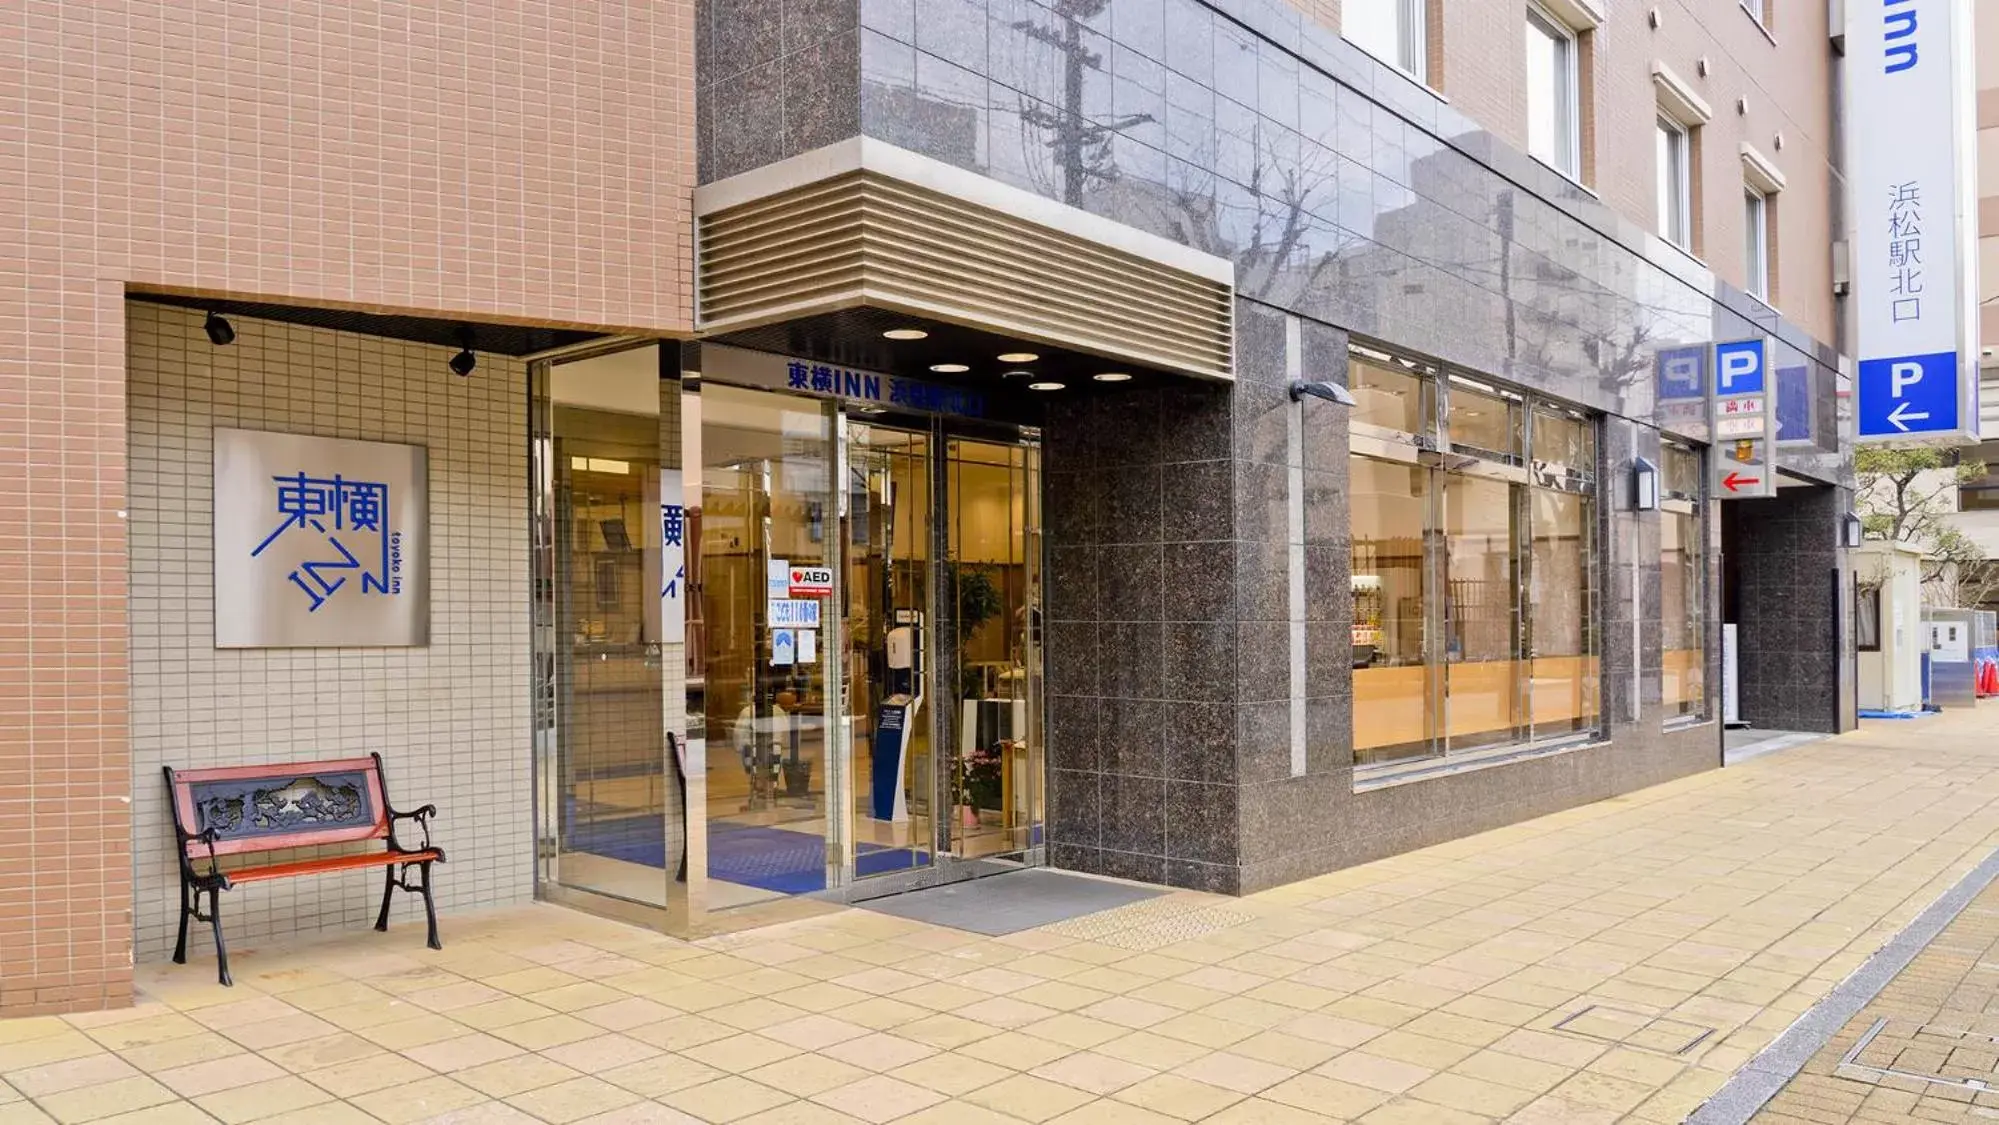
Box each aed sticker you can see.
[789,565,833,596]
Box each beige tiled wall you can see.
[125,302,531,965]
[1,0,693,1013]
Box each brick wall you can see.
[0,1,695,1014]
[125,301,532,966]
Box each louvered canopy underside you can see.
[698,170,1235,382]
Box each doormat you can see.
[565,813,920,895]
[856,868,1168,935]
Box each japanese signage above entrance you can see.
[704,344,988,420]
[1708,339,1777,498]
[213,428,428,647]
[1849,0,1978,444]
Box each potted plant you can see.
[946,562,1006,827]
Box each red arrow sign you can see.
[1722,471,1760,493]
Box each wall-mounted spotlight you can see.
[1288,380,1356,407]
[1632,456,1660,511]
[203,311,235,346]
[449,327,477,377]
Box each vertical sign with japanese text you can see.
[1709,339,1778,498]
[213,428,428,647]
[1849,0,1978,443]
[660,470,685,641]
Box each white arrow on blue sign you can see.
[1857,351,1960,438]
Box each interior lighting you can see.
[997,351,1040,362]
[883,328,929,340]
[929,363,970,373]
[1093,372,1133,382]
[1027,381,1066,391]
[203,311,235,346]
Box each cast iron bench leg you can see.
[375,864,395,933]
[420,860,441,951]
[173,880,192,966]
[209,887,232,987]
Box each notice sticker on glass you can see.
[767,559,791,600]
[769,599,822,629]
[771,628,797,666]
[797,629,817,664]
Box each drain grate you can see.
[1836,1018,1999,1092]
[1550,1004,1718,1055]
[1040,897,1255,950]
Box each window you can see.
[1349,347,1600,768]
[1857,585,1882,652]
[1525,4,1581,177]
[1346,0,1427,81]
[1656,116,1691,249]
[1660,444,1705,722]
[1742,0,1766,26]
[1744,187,1769,300]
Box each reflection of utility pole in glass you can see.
[1013,1,1152,208]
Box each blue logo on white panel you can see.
[1858,351,1960,436]
[1714,340,1767,396]
[1656,347,1705,402]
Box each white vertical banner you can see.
[660,470,686,640]
[1849,0,1978,443]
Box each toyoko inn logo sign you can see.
[213,428,429,648]
[1849,0,1979,443]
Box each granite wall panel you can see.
[1723,487,1851,734]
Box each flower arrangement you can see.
[953,738,1005,815]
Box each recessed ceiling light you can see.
[997,351,1040,363]
[929,363,970,373]
[883,328,928,340]
[1093,372,1133,382]
[1027,381,1066,391]
[1000,369,1034,379]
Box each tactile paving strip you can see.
[1040,895,1256,949]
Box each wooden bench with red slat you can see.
[163,753,444,986]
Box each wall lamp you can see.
[1288,380,1356,406]
[1840,511,1865,549]
[1632,457,1659,511]
[203,311,235,346]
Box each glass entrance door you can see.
[696,385,839,907]
[534,356,1047,924]
[845,424,936,879]
[531,345,682,914]
[944,437,1043,862]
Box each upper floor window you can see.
[1525,4,1581,177]
[1346,0,1427,82]
[1742,0,1767,26]
[1744,187,1770,300]
[1656,116,1691,249]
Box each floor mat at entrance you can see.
[855,868,1168,935]
[566,814,920,895]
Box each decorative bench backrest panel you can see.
[167,757,390,857]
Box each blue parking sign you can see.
[1714,340,1766,396]
[1656,346,1704,402]
[1858,351,1960,437]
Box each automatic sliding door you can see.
[531,345,682,912]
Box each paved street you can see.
[9,709,1999,1125]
